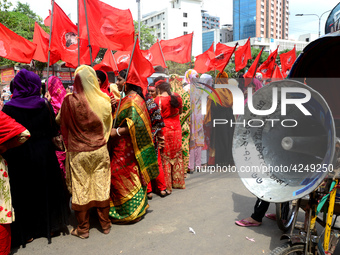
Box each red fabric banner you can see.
[258,47,278,79]
[272,64,284,80]
[211,43,236,73]
[141,41,167,68]
[93,49,119,73]
[235,37,252,72]
[49,2,99,68]
[126,38,154,92]
[244,47,264,86]
[193,42,215,74]
[280,46,296,77]
[0,22,36,63]
[78,0,134,51]
[32,22,59,65]
[159,33,193,63]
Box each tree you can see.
[134,21,156,50]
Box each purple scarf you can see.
[6,69,46,109]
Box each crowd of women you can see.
[0,64,264,254]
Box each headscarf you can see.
[67,85,74,93]
[5,69,45,109]
[48,76,67,115]
[199,73,213,92]
[184,69,198,84]
[95,70,110,96]
[255,72,263,82]
[215,71,229,84]
[60,65,113,152]
[251,78,263,92]
[169,74,185,95]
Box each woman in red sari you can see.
[154,78,185,193]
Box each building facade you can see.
[202,10,220,30]
[142,0,203,56]
[202,25,233,52]
[233,0,289,40]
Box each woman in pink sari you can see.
[47,76,67,178]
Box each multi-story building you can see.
[233,0,289,40]
[202,25,233,52]
[142,0,203,56]
[202,10,220,30]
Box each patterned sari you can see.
[109,94,159,223]
[169,74,191,172]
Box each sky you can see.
[6,0,340,40]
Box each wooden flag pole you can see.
[109,49,119,73]
[157,39,167,68]
[77,0,80,66]
[83,0,93,66]
[113,35,139,127]
[46,0,55,91]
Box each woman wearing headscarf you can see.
[57,65,113,239]
[47,76,67,178]
[154,77,185,192]
[169,74,191,177]
[108,69,159,223]
[95,69,111,96]
[204,71,234,166]
[0,112,30,255]
[2,69,69,246]
[185,69,204,173]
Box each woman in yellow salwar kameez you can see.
[108,69,159,224]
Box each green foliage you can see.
[0,0,12,11]
[134,21,156,50]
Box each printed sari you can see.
[109,94,159,223]
[169,74,191,172]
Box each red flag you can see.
[79,0,134,51]
[211,43,236,73]
[126,38,154,92]
[159,33,193,63]
[280,46,296,77]
[244,47,264,86]
[113,51,131,71]
[235,37,252,72]
[272,64,284,80]
[194,42,215,74]
[93,49,118,73]
[50,2,99,68]
[141,41,167,68]
[0,22,36,63]
[258,47,279,79]
[44,10,51,27]
[32,22,60,65]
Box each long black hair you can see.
[156,81,179,108]
[119,69,145,100]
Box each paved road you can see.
[10,171,338,255]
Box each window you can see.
[183,12,187,18]
[151,17,153,22]
[183,22,187,27]
[157,33,161,38]
[184,31,188,35]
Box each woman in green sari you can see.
[108,69,159,223]
[169,74,191,177]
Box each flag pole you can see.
[190,32,193,68]
[109,49,119,73]
[46,0,55,91]
[113,35,139,127]
[69,67,73,83]
[157,39,167,68]
[77,0,80,66]
[83,0,93,66]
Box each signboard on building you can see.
[1,67,15,85]
[40,70,75,84]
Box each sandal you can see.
[265,213,276,221]
[71,228,89,239]
[147,193,153,200]
[103,227,111,235]
[159,190,170,197]
[235,219,261,227]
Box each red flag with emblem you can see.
[235,37,252,72]
[258,46,279,79]
[78,0,134,51]
[32,22,60,65]
[112,51,131,71]
[126,38,154,91]
[211,43,237,73]
[159,33,193,63]
[280,46,296,77]
[50,2,99,68]
[244,47,264,86]
[141,41,167,68]
[193,42,215,74]
[93,49,118,73]
[0,22,36,63]
[272,64,284,80]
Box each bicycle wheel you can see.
[270,242,305,255]
[276,200,299,232]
